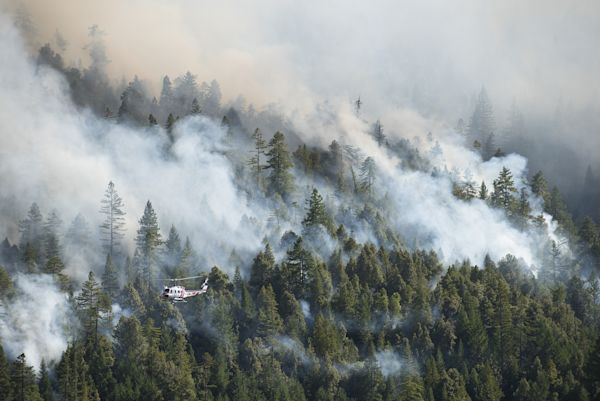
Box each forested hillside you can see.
[1,8,600,401]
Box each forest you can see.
[1,5,600,401]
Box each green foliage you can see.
[19,203,43,255]
[265,131,294,199]
[302,188,334,234]
[491,166,517,211]
[76,271,112,342]
[359,157,376,198]
[57,343,99,401]
[37,360,53,401]
[256,284,283,337]
[479,181,488,200]
[99,181,126,256]
[249,243,275,293]
[0,265,13,298]
[248,128,268,189]
[11,353,43,401]
[0,344,12,401]
[5,143,600,401]
[136,200,162,282]
[101,252,119,298]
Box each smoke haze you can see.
[0,0,596,369]
[3,0,598,198]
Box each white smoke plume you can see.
[0,13,266,282]
[375,350,407,378]
[0,274,74,369]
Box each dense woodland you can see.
[0,42,600,401]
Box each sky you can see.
[2,0,598,116]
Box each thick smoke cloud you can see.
[0,14,265,284]
[0,274,74,369]
[0,7,564,272]
[4,0,599,199]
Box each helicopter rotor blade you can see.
[153,275,206,282]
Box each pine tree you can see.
[101,252,119,298]
[360,157,376,197]
[159,75,173,109]
[76,271,111,343]
[279,290,307,340]
[136,201,162,282]
[117,76,147,123]
[44,253,64,275]
[478,181,488,200]
[165,225,182,270]
[265,131,294,199]
[43,210,62,261]
[302,188,332,233]
[166,113,176,140]
[491,167,517,211]
[372,120,386,146]
[85,336,115,401]
[311,314,341,360]
[166,333,198,401]
[148,113,158,126]
[99,181,126,256]
[191,97,201,114]
[516,188,532,228]
[530,171,548,202]
[585,334,600,400]
[19,203,43,254]
[65,214,92,251]
[329,140,346,195]
[57,342,99,401]
[249,243,276,293]
[472,363,502,401]
[38,360,53,401]
[0,344,12,401]
[248,128,268,190]
[175,237,193,277]
[468,87,495,144]
[461,181,477,201]
[256,285,283,337]
[400,374,425,401]
[22,242,38,273]
[10,354,42,401]
[441,368,471,401]
[0,266,12,298]
[283,238,310,297]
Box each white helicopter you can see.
[158,275,209,303]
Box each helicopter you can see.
[158,275,209,303]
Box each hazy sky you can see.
[3,0,598,115]
[1,0,599,190]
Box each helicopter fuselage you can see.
[161,279,208,302]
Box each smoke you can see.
[0,273,74,369]
[374,350,408,378]
[0,3,586,370]
[0,13,269,283]
[3,0,599,202]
